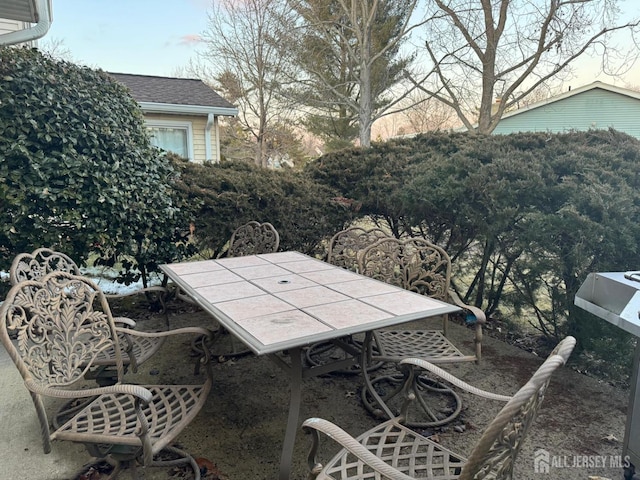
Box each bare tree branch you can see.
[414,0,640,134]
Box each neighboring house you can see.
[109,73,238,163]
[0,0,52,46]
[491,81,640,139]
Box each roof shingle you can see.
[108,72,235,110]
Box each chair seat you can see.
[95,332,165,366]
[319,418,466,479]
[376,330,469,362]
[53,381,212,455]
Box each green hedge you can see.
[306,129,640,381]
[171,157,353,258]
[0,47,191,287]
[1,45,636,383]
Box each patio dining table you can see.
[161,251,460,480]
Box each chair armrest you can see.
[400,357,512,402]
[105,286,170,316]
[115,326,215,376]
[449,290,486,324]
[302,418,414,480]
[171,284,198,305]
[114,317,137,328]
[24,379,154,404]
[104,285,169,301]
[114,325,215,340]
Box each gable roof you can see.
[500,81,640,121]
[109,72,238,116]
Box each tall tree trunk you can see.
[359,72,372,146]
[359,20,373,147]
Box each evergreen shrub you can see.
[306,129,640,384]
[171,158,353,259]
[0,47,191,288]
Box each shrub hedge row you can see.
[1,47,637,383]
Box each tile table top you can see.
[162,252,459,355]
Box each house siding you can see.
[144,113,217,163]
[493,89,640,139]
[0,18,22,35]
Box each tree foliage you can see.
[0,47,191,286]
[285,0,419,147]
[306,129,640,373]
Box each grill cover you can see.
[575,271,640,473]
[575,272,640,337]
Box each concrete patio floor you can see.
[0,344,83,479]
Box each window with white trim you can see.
[146,120,194,161]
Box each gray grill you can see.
[575,272,640,478]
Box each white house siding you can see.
[144,113,216,163]
[0,18,22,34]
[492,89,640,139]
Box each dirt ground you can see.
[75,300,633,480]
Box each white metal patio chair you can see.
[10,247,170,307]
[358,236,486,427]
[226,220,280,257]
[183,221,281,359]
[302,336,576,480]
[0,271,215,479]
[10,247,168,385]
[325,225,389,271]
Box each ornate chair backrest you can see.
[10,248,81,285]
[227,221,280,257]
[459,336,576,480]
[0,271,124,451]
[326,226,389,271]
[358,237,451,302]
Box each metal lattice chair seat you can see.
[54,384,211,452]
[311,419,465,479]
[374,330,467,361]
[303,336,576,480]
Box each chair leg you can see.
[210,328,252,359]
[74,457,121,480]
[361,365,462,428]
[85,365,127,386]
[82,445,201,480]
[148,445,201,480]
[191,328,252,360]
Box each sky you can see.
[43,0,640,85]
[45,0,211,77]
